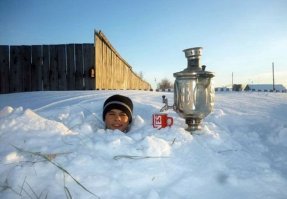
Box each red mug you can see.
[152,113,173,129]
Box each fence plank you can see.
[106,46,112,89]
[42,45,50,90]
[57,45,67,90]
[75,44,83,90]
[102,43,107,89]
[111,52,115,89]
[21,46,32,92]
[31,45,42,91]
[9,46,23,92]
[66,44,76,90]
[0,45,9,94]
[49,45,58,90]
[83,44,95,90]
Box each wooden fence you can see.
[0,31,151,94]
[0,44,95,93]
[94,31,151,90]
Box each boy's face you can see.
[105,109,129,132]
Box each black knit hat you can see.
[103,94,133,123]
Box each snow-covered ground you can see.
[0,90,287,199]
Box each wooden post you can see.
[83,44,95,90]
[95,34,103,89]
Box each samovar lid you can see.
[173,69,214,78]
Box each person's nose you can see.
[114,114,121,121]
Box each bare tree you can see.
[138,71,144,79]
[157,78,173,89]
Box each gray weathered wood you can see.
[83,44,94,90]
[22,46,32,92]
[57,45,67,90]
[10,46,23,92]
[0,45,9,93]
[75,44,83,90]
[42,45,50,90]
[31,45,42,91]
[66,44,76,90]
[49,45,58,90]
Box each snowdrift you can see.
[0,91,287,199]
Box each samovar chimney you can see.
[184,47,202,69]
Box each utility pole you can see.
[272,62,275,91]
[232,72,234,90]
[154,78,157,90]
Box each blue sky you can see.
[1,0,287,89]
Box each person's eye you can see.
[107,112,115,116]
[119,113,128,117]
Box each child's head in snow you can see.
[102,94,133,132]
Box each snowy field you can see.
[0,90,287,199]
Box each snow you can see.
[0,90,287,199]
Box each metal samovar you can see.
[161,47,215,132]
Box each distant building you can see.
[244,84,286,92]
[232,84,243,91]
[215,87,232,92]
